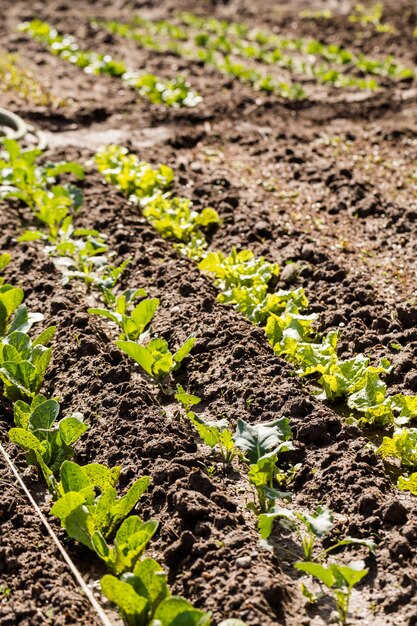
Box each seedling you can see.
[234,417,293,513]
[175,385,237,465]
[116,336,196,384]
[295,559,369,625]
[101,559,211,626]
[9,394,88,491]
[0,325,56,400]
[377,428,417,467]
[89,291,158,341]
[259,505,334,558]
[51,461,151,561]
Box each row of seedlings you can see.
[0,140,245,626]
[94,18,306,99]
[95,12,415,96]
[18,20,201,108]
[94,144,417,494]
[176,12,414,81]
[94,144,386,625]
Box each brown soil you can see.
[1,1,417,625]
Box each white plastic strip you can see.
[0,444,113,626]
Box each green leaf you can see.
[187,413,230,448]
[29,398,60,434]
[304,506,333,537]
[327,537,376,555]
[50,491,85,521]
[108,476,150,535]
[398,472,417,495]
[234,417,292,464]
[130,298,159,334]
[258,505,296,539]
[32,326,56,347]
[295,561,336,589]
[9,427,44,453]
[0,253,11,271]
[59,460,91,493]
[173,337,196,370]
[17,230,44,242]
[152,597,211,626]
[113,518,159,574]
[391,394,417,425]
[101,575,148,624]
[128,557,169,612]
[58,416,89,446]
[88,307,120,325]
[175,384,200,410]
[116,340,154,376]
[84,463,122,491]
[330,560,368,589]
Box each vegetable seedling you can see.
[295,559,369,625]
[234,417,293,513]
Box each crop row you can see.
[94,143,417,496]
[98,17,377,93]
[92,145,391,624]
[96,20,307,99]
[176,11,413,81]
[0,141,246,626]
[0,137,381,624]
[94,12,415,98]
[18,20,201,108]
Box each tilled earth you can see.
[1,1,417,625]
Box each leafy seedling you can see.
[89,293,158,341]
[116,336,196,385]
[102,559,211,626]
[9,394,88,493]
[0,326,56,400]
[295,559,369,625]
[175,385,236,466]
[259,505,333,558]
[51,461,151,566]
[234,417,293,513]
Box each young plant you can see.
[234,417,293,513]
[92,515,159,575]
[295,559,369,625]
[20,20,201,107]
[259,505,334,558]
[116,336,196,383]
[175,385,237,465]
[51,460,151,565]
[47,228,110,287]
[8,394,88,491]
[101,559,211,626]
[0,326,56,400]
[89,292,159,341]
[198,248,280,323]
